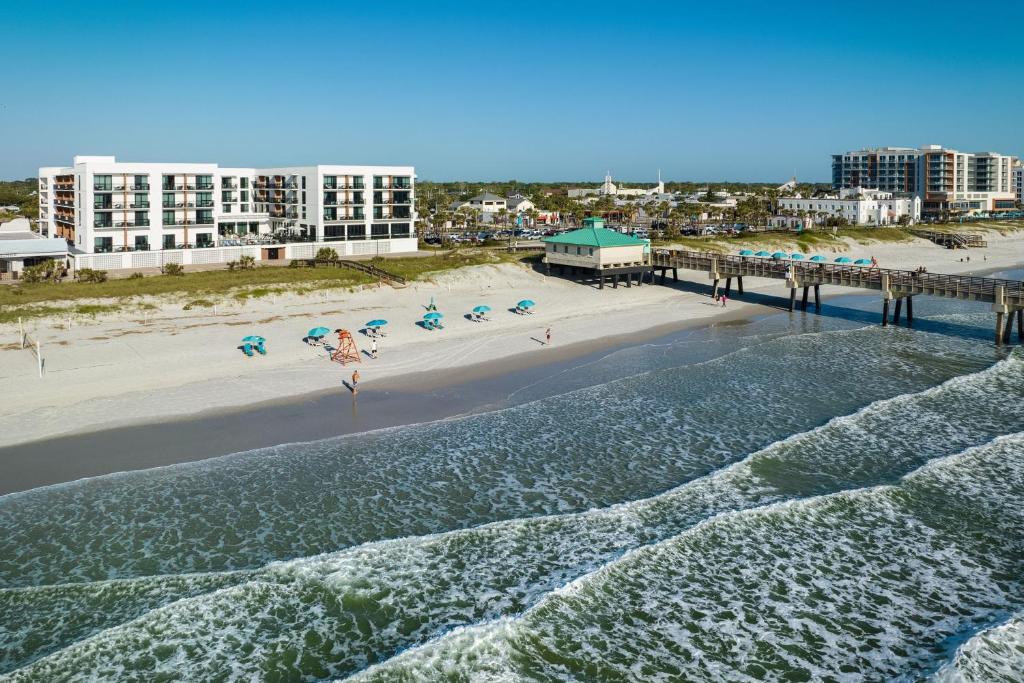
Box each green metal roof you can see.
[543,226,647,248]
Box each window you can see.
[302,176,306,189]
[196,233,213,247]
[576,246,581,255]
[163,210,176,225]
[390,222,411,238]
[93,175,112,191]
[218,223,233,236]
[223,204,232,213]
[134,175,148,190]
[94,236,113,253]
[134,235,149,251]
[163,234,175,250]
[241,204,249,213]
[135,211,148,225]
[163,192,175,208]
[348,224,366,240]
[249,222,259,234]
[371,223,389,240]
[197,210,213,224]
[134,193,149,208]
[196,175,214,190]
[162,175,176,191]
[241,177,248,188]
[241,190,249,202]
[588,248,594,256]
[324,225,345,241]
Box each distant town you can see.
[0,144,1021,280]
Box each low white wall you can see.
[73,237,419,271]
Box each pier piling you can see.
[1003,313,1015,345]
[906,296,913,327]
[712,278,720,299]
[996,312,1005,345]
[893,298,902,325]
[725,278,732,296]
[789,288,796,312]
[814,285,821,313]
[801,286,809,311]
[1018,309,1023,341]
[882,299,890,327]
[738,276,744,294]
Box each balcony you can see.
[93,220,114,228]
[196,182,215,190]
[196,200,214,208]
[115,220,151,227]
[94,205,114,211]
[130,202,151,209]
[93,186,113,193]
[131,183,151,190]
[221,181,237,189]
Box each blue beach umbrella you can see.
[365,319,388,328]
[307,326,330,338]
[754,251,771,257]
[241,335,265,343]
[771,252,788,260]
[738,249,754,256]
[834,257,853,264]
[518,299,535,308]
[790,253,805,260]
[423,312,444,320]
[809,255,827,262]
[472,305,491,313]
[854,258,872,265]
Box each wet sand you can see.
[0,304,767,495]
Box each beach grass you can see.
[0,250,540,324]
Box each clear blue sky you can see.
[2,0,1022,182]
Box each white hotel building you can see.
[776,188,921,227]
[38,156,417,260]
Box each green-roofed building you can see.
[542,219,652,289]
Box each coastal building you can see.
[568,173,665,199]
[777,188,920,226]
[467,192,507,213]
[0,238,69,280]
[1013,162,1023,204]
[832,145,1017,217]
[542,216,650,288]
[37,156,416,256]
[506,194,536,214]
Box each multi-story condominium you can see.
[832,146,1017,217]
[831,147,921,194]
[38,156,416,255]
[777,188,920,226]
[1013,162,1023,205]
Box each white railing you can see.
[73,237,418,271]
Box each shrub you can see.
[315,247,339,265]
[21,260,64,284]
[226,260,238,271]
[162,262,184,276]
[77,268,108,283]
[128,272,144,280]
[183,298,214,310]
[238,255,256,270]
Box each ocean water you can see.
[1,277,1023,682]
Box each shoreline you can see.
[0,303,770,495]
[1,236,1022,494]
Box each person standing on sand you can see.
[721,294,728,307]
[351,370,360,394]
[870,256,878,269]
[545,328,551,346]
[371,338,378,359]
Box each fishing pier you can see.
[648,249,1024,345]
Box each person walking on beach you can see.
[351,370,360,394]
[370,338,378,359]
[721,294,728,307]
[545,328,551,346]
[870,255,879,269]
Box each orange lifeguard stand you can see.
[330,329,361,365]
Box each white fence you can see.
[73,237,418,272]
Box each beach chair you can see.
[242,343,254,357]
[256,341,266,355]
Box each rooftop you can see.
[0,238,69,257]
[543,226,647,248]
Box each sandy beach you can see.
[1,233,1022,454]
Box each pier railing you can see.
[651,250,1024,306]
